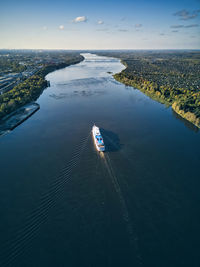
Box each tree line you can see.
[0,54,84,120]
[97,50,200,128]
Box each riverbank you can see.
[0,102,40,136]
[0,55,84,120]
[113,59,200,129]
[114,68,171,106]
[1,53,200,267]
[172,102,200,129]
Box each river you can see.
[0,53,200,267]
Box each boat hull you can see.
[92,125,105,152]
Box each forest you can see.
[0,75,47,119]
[97,50,200,128]
[0,51,84,119]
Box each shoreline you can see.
[0,55,84,120]
[113,60,200,129]
[0,103,40,136]
[0,55,84,136]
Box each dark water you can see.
[0,54,200,267]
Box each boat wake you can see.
[100,152,143,266]
[0,132,91,267]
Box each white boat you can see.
[92,125,105,152]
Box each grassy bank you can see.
[114,69,200,129]
[100,50,199,129]
[114,70,172,106]
[96,51,200,128]
[172,102,200,129]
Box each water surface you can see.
[0,53,200,267]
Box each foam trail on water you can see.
[101,152,143,266]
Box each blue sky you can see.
[0,0,200,49]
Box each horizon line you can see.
[0,48,200,51]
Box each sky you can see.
[0,0,200,49]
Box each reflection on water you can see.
[55,77,108,87]
[171,109,199,133]
[49,89,106,100]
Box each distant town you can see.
[0,50,81,95]
[0,50,83,119]
[97,50,200,128]
[0,49,200,128]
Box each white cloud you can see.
[96,28,108,32]
[170,24,184,28]
[185,24,199,28]
[170,24,199,29]
[135,24,143,28]
[59,25,64,30]
[97,20,104,25]
[73,16,87,23]
[118,29,128,32]
[173,9,199,20]
[42,26,47,30]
